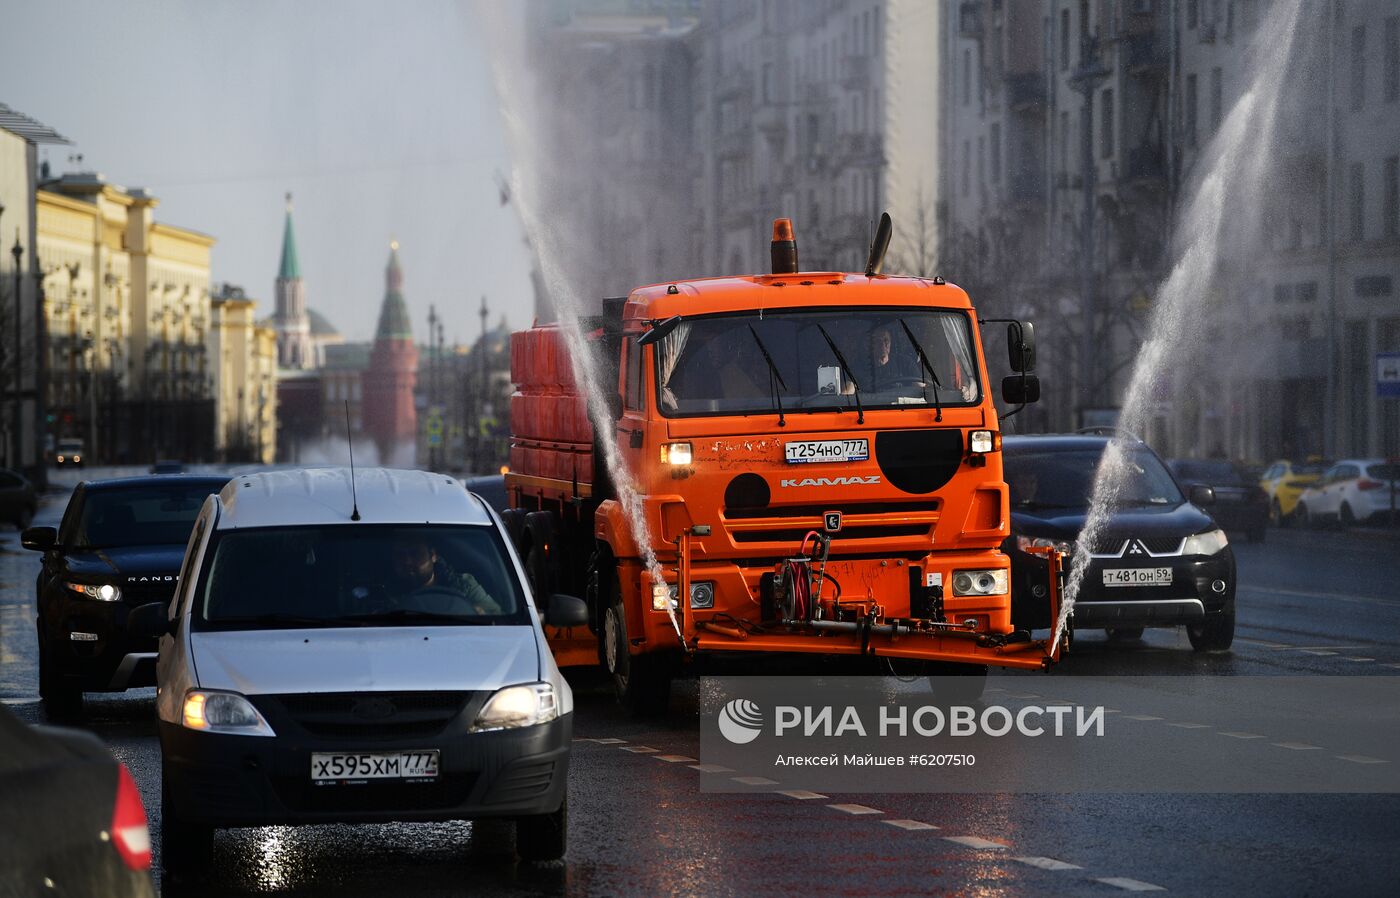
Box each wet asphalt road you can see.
[3,477,1400,896]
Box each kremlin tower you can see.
[272,194,314,369]
[360,241,419,464]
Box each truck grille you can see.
[731,524,932,543]
[722,501,939,547]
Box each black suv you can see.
[1002,434,1235,652]
[23,475,228,712]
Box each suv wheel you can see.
[1339,502,1355,528]
[37,630,82,717]
[161,763,214,876]
[1297,502,1312,528]
[516,795,567,863]
[1187,605,1235,653]
[601,577,671,716]
[1107,626,1145,641]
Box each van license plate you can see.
[1102,568,1173,587]
[785,439,869,464]
[311,750,440,783]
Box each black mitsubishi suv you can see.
[1001,434,1235,652]
[24,475,229,713]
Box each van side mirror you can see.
[1002,373,1040,405]
[545,593,589,628]
[21,526,57,552]
[1007,321,1036,372]
[128,602,176,639]
[1190,484,1216,507]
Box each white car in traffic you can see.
[1296,458,1400,526]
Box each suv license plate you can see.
[785,439,869,464]
[311,750,440,783]
[1102,568,1173,587]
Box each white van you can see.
[130,468,585,873]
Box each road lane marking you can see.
[654,754,697,763]
[688,763,733,773]
[1238,639,1292,648]
[943,836,1006,849]
[1335,754,1388,764]
[593,737,627,744]
[1005,692,1040,699]
[1239,584,1400,609]
[1125,715,1163,721]
[1096,877,1166,891]
[1220,732,1267,739]
[1386,663,1400,670]
[1343,657,1376,662]
[1014,856,1082,871]
[620,746,658,753]
[1272,742,1323,751]
[1300,650,1338,656]
[776,790,827,800]
[731,776,779,786]
[882,819,939,830]
[1166,722,1210,729]
[827,803,883,815]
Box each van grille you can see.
[253,692,474,740]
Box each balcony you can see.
[1004,73,1046,111]
[832,132,883,169]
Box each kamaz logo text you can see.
[779,475,882,488]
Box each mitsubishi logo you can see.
[1125,540,1147,556]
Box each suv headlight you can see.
[951,568,1009,596]
[66,581,122,602]
[1015,535,1073,556]
[472,683,558,732]
[182,690,276,737]
[1182,528,1229,556]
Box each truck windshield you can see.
[654,308,981,417]
[193,525,529,631]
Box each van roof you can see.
[216,467,491,529]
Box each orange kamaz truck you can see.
[504,216,1063,712]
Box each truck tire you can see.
[1187,605,1235,653]
[516,795,567,863]
[499,508,528,556]
[601,575,671,716]
[523,512,557,603]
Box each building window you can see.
[1386,17,1399,103]
[1060,110,1070,175]
[1209,67,1222,134]
[990,122,1002,185]
[963,49,971,106]
[1188,0,1198,29]
[1297,281,1318,303]
[962,139,971,197]
[1273,283,1293,303]
[1350,162,1365,241]
[1386,156,1400,239]
[1060,9,1070,71]
[1351,25,1366,111]
[1186,73,1198,148]
[1101,88,1115,158]
[1079,0,1089,47]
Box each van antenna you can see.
[345,400,361,521]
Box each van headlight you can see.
[951,568,1009,596]
[472,683,558,732]
[1182,528,1229,556]
[66,581,122,602]
[182,690,276,737]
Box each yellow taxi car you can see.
[1259,459,1329,527]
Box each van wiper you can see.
[815,323,864,424]
[746,324,787,427]
[340,609,486,625]
[897,318,944,422]
[207,613,336,628]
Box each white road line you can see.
[1300,650,1338,656]
[827,803,883,815]
[1125,715,1163,721]
[1335,754,1389,764]
[1166,722,1210,729]
[1272,742,1323,751]
[1238,639,1292,648]
[1386,663,1400,670]
[593,737,627,744]
[1239,584,1400,609]
[1005,692,1041,699]
[654,754,697,763]
[1219,732,1267,740]
[620,746,659,753]
[882,819,939,831]
[1014,856,1082,871]
[776,790,827,800]
[731,775,779,786]
[1096,876,1166,892]
[688,763,734,773]
[943,835,1006,850]
[1343,657,1376,662]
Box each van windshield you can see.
[654,307,981,417]
[193,525,529,630]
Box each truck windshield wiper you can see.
[746,324,787,427]
[815,323,864,424]
[897,318,944,422]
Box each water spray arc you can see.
[1053,0,1306,647]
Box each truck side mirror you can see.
[21,526,57,552]
[1007,321,1036,372]
[1002,374,1040,405]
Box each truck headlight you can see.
[472,683,558,732]
[668,581,715,609]
[66,581,122,602]
[1181,528,1229,556]
[1015,535,1073,556]
[969,430,998,453]
[182,690,276,737]
[951,568,1008,596]
[660,442,692,465]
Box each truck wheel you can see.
[1187,605,1235,653]
[601,582,671,716]
[161,763,214,876]
[516,795,567,863]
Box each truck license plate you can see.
[311,750,440,783]
[785,439,869,464]
[1101,568,1173,587]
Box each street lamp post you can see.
[11,230,24,472]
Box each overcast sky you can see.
[0,0,533,345]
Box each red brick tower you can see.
[361,242,419,465]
